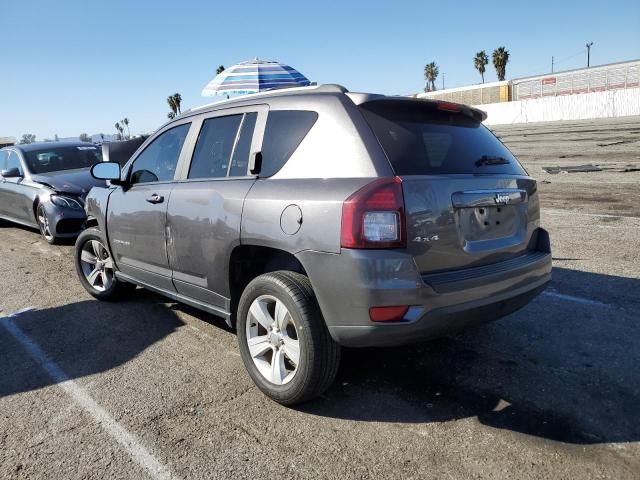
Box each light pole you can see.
[586,42,594,68]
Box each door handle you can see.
[146,194,164,204]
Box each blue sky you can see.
[1,0,638,139]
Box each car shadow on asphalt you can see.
[1,267,638,446]
[0,292,184,400]
[301,267,640,445]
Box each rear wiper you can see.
[475,155,510,167]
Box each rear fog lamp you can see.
[369,305,409,322]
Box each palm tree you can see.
[123,118,130,138]
[167,95,177,116]
[216,65,225,75]
[167,93,183,119]
[172,93,182,114]
[474,50,489,83]
[167,112,176,120]
[424,62,439,92]
[492,47,510,81]
[114,122,121,140]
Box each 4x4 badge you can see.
[412,234,439,243]
[494,193,510,205]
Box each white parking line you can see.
[0,309,175,480]
[542,291,607,306]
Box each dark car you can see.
[0,142,105,243]
[76,84,551,405]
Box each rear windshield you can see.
[24,145,102,174]
[359,101,525,176]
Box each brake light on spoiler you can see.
[434,100,487,122]
[436,100,462,113]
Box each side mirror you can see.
[91,162,121,181]
[1,167,23,178]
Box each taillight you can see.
[341,176,406,249]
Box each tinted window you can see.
[189,115,242,179]
[23,145,102,174]
[229,112,257,177]
[260,110,318,177]
[130,124,190,184]
[360,101,525,175]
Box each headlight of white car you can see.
[50,194,83,210]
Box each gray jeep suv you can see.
[76,84,551,405]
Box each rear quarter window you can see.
[260,110,318,177]
[359,101,525,176]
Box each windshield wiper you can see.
[475,155,510,167]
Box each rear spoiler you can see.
[351,95,488,123]
[101,136,148,166]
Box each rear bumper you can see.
[297,228,551,347]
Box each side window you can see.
[6,151,22,173]
[130,123,190,184]
[189,115,242,179]
[229,112,257,177]
[260,110,318,177]
[0,151,7,171]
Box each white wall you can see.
[478,88,640,125]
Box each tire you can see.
[74,227,135,301]
[36,203,59,244]
[237,271,340,405]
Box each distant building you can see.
[511,59,639,100]
[417,80,510,106]
[417,59,640,105]
[0,136,16,148]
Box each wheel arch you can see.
[228,244,307,328]
[84,216,99,229]
[32,194,44,222]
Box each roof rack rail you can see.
[314,84,349,93]
[261,83,348,94]
[187,83,351,115]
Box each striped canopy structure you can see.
[201,58,311,97]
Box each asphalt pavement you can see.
[1,116,639,479]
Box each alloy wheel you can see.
[246,294,300,385]
[79,239,114,292]
[37,205,54,242]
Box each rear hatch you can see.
[359,99,540,274]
